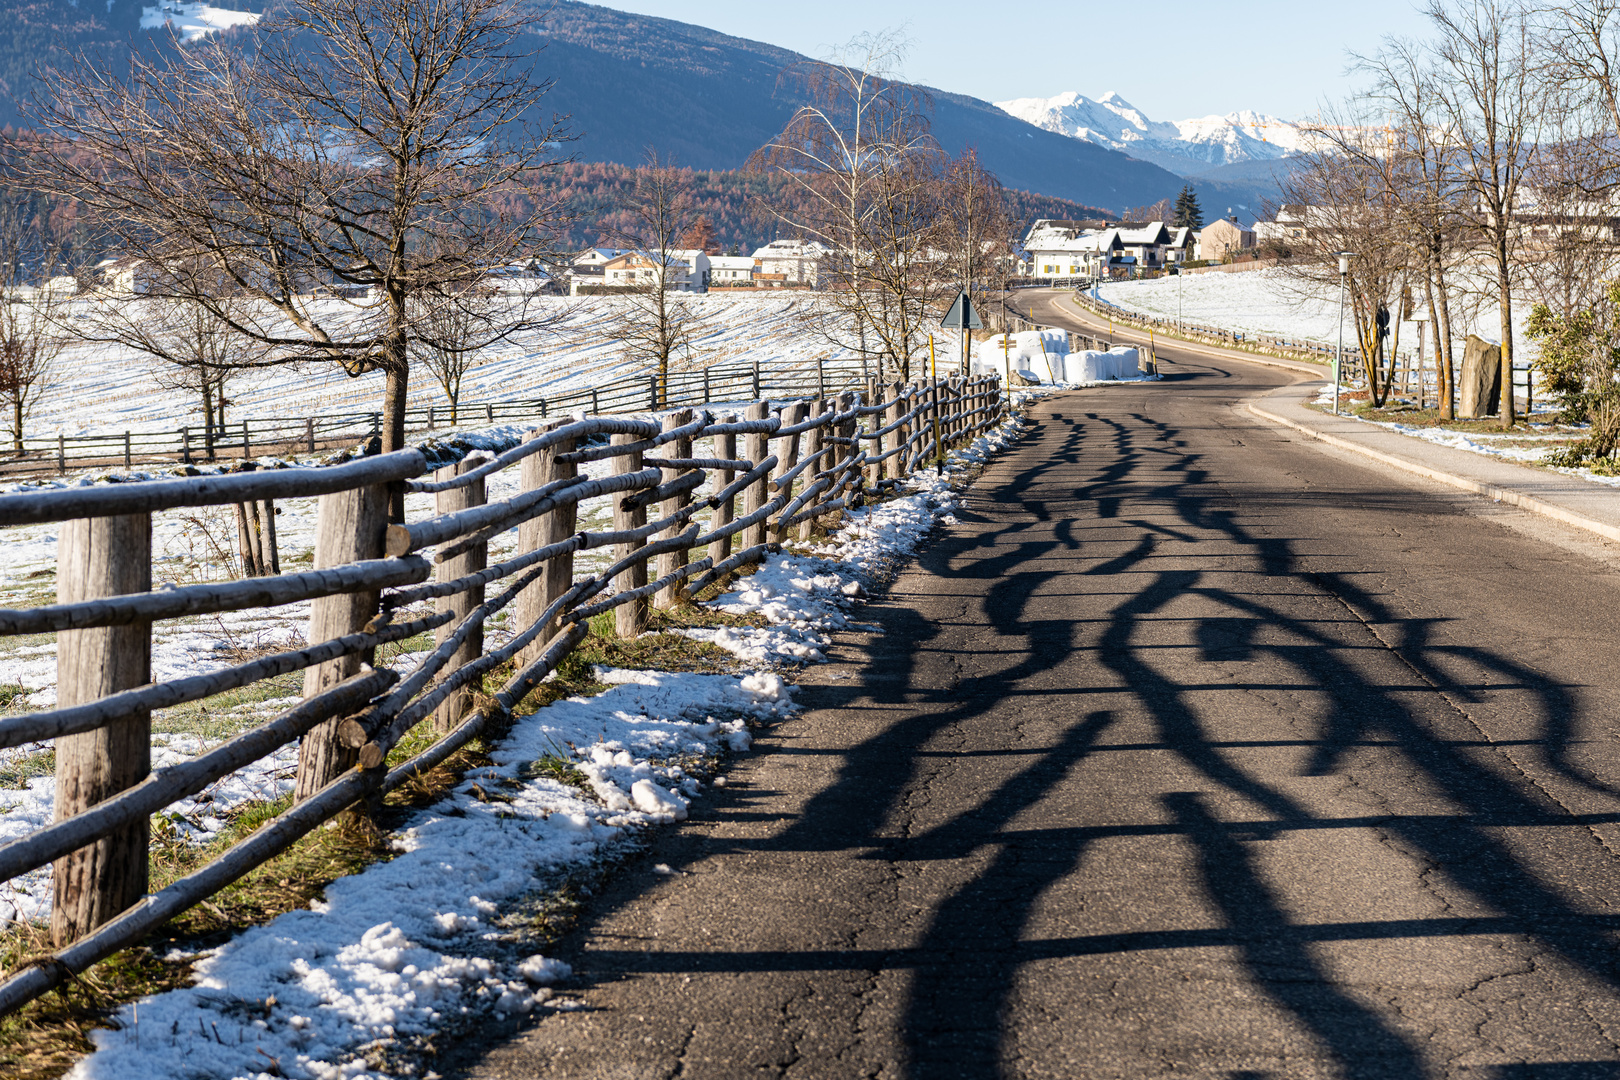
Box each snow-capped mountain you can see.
[994,91,1309,177]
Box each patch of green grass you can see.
[0,748,52,789]
[0,684,32,712]
[525,752,590,792]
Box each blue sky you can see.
[594,0,1435,122]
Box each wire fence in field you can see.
[0,371,1008,1015]
[0,356,885,478]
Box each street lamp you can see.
[1333,251,1355,415]
[1170,263,1183,333]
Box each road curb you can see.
[1245,400,1620,545]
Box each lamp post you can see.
[1333,251,1355,415]
[1171,263,1183,333]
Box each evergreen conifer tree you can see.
[1173,185,1204,230]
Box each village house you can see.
[592,250,711,293]
[1195,218,1255,261]
[1021,219,1179,279]
[751,239,828,287]
[708,255,756,286]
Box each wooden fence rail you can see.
[0,372,1009,1015]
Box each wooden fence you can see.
[0,356,889,478]
[1072,288,1366,373]
[0,372,1007,1015]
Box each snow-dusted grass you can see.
[4,389,1043,1080]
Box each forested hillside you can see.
[543,162,1111,251]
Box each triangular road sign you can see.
[940,290,982,330]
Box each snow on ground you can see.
[23,397,1042,1080]
[141,2,262,42]
[1093,268,1535,358]
[31,295,836,439]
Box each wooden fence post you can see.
[305,418,315,453]
[884,381,905,482]
[294,482,390,801]
[708,415,737,569]
[56,434,64,474]
[740,401,771,551]
[123,432,131,470]
[837,391,859,507]
[52,512,151,945]
[434,456,487,732]
[797,399,827,542]
[516,422,576,664]
[612,432,648,637]
[655,409,693,610]
[770,401,806,540]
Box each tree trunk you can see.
[12,398,21,454]
[52,512,151,945]
[381,346,409,522]
[1436,254,1457,421]
[1497,250,1516,428]
[201,376,215,461]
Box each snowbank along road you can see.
[447,293,1620,1078]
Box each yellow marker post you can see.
[928,334,943,470]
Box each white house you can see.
[751,239,829,287]
[709,255,756,286]
[596,250,711,292]
[664,249,711,292]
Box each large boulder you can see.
[1459,334,1501,418]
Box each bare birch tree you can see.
[18,0,572,468]
[1281,112,1414,408]
[750,32,946,380]
[1354,37,1470,417]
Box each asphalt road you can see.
[449,292,1620,1079]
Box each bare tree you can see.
[408,282,497,427]
[751,32,947,380]
[1354,36,1471,417]
[1281,111,1415,408]
[19,0,573,467]
[1424,0,1546,427]
[78,292,272,458]
[938,149,1015,301]
[0,285,68,453]
[611,150,705,406]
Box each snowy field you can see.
[1094,268,1533,355]
[34,401,1037,1080]
[141,2,262,42]
[34,294,835,439]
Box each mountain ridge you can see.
[994,90,1307,180]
